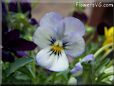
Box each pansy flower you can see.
[2,28,37,62]
[71,54,94,76]
[33,12,85,72]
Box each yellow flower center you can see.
[51,45,63,52]
[51,40,63,55]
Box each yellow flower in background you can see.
[103,26,114,46]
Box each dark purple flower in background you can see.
[8,0,31,18]
[72,11,88,24]
[2,2,7,15]
[2,2,8,29]
[2,0,38,26]
[2,29,37,62]
[20,2,32,19]
[29,18,39,26]
[96,22,109,35]
[8,2,18,13]
[2,1,37,62]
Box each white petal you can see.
[49,50,69,72]
[36,47,69,72]
[63,34,85,57]
[62,17,85,36]
[33,26,56,49]
[54,21,65,40]
[40,12,63,28]
[36,47,55,69]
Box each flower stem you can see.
[101,48,113,60]
[94,43,113,58]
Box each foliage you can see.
[1,1,114,85]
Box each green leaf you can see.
[5,57,34,77]
[26,64,35,79]
[104,66,113,74]
[96,72,114,83]
[18,64,35,80]
[14,71,30,81]
[85,25,95,33]
[101,75,113,84]
[100,73,114,81]
[95,58,110,75]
